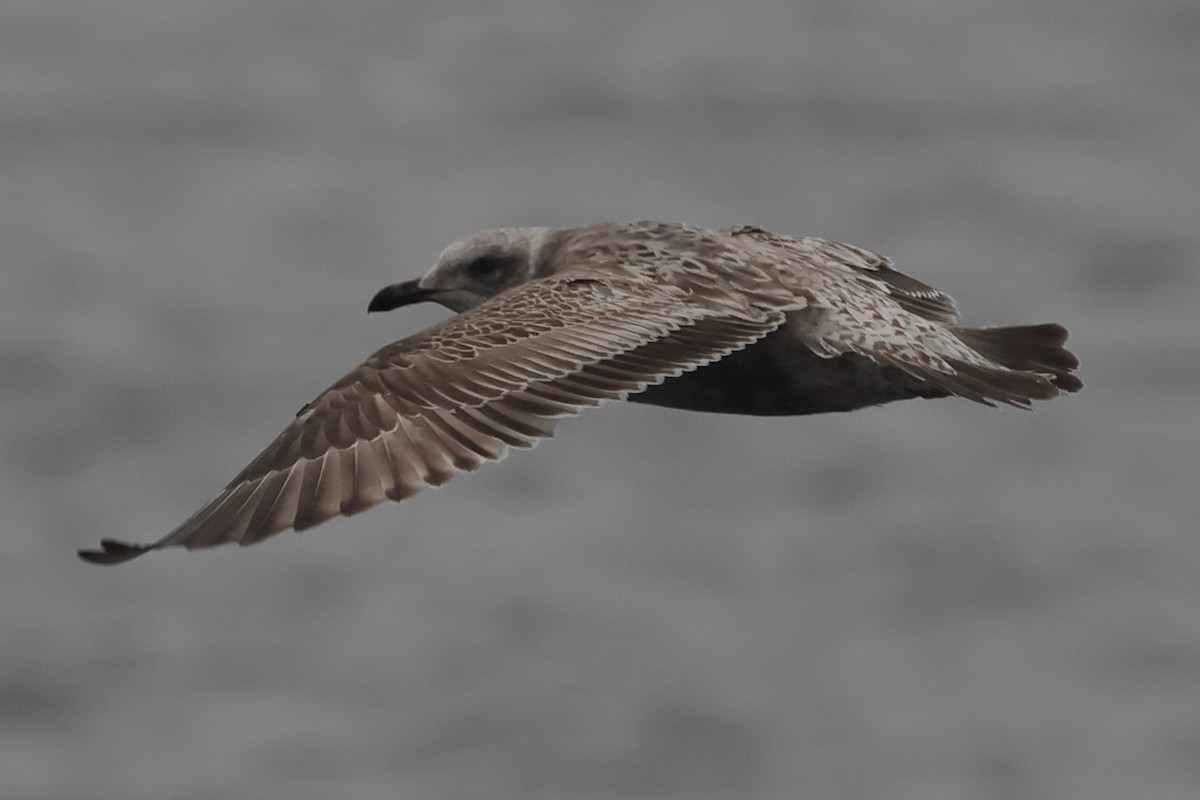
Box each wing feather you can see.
[79,273,785,563]
[716,225,1073,407]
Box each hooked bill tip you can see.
[367,280,435,313]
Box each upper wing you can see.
[79,272,785,563]
[722,225,960,324]
[719,224,1073,406]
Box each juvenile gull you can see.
[79,221,1081,564]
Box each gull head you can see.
[368,227,551,314]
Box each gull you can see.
[79,221,1080,564]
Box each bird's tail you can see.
[955,323,1082,395]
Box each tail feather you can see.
[956,323,1082,394]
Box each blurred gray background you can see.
[3,1,1199,798]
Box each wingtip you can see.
[77,539,152,565]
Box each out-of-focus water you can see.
[3,1,1198,798]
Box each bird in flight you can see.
[79,221,1080,564]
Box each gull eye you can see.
[468,256,508,279]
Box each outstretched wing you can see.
[79,273,785,563]
[720,224,1078,405]
[722,224,960,324]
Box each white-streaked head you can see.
[368,227,551,314]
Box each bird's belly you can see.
[632,329,945,416]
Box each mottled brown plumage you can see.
[80,221,1080,564]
